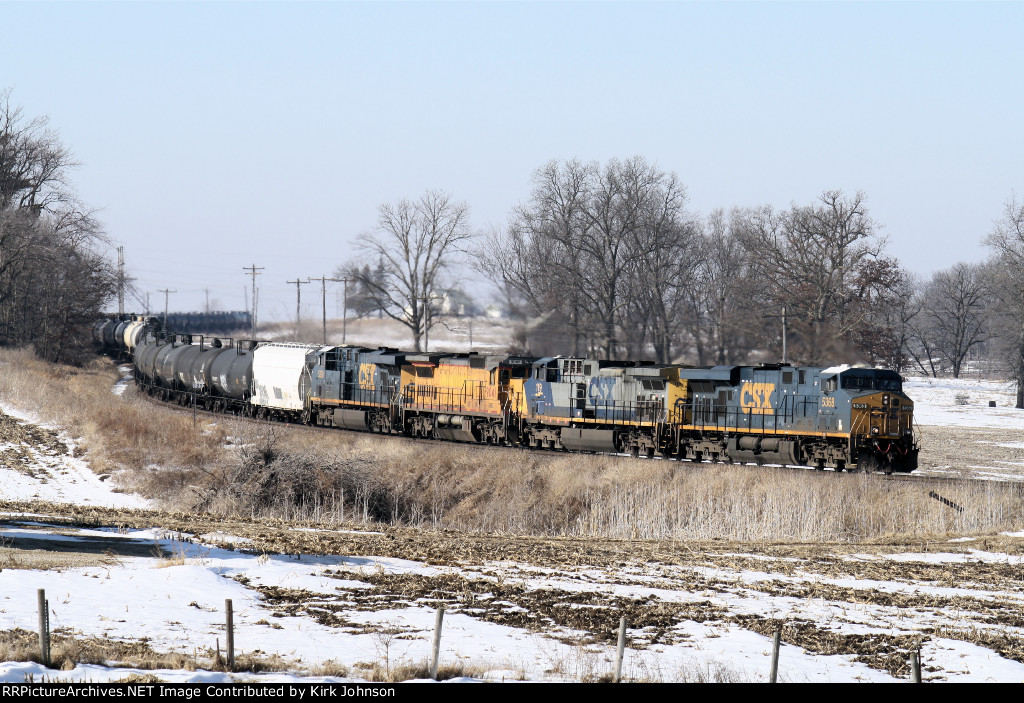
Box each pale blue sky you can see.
[3,1,1022,319]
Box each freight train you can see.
[94,315,920,473]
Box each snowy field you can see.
[0,375,1023,683]
[905,376,1024,482]
[905,375,1022,430]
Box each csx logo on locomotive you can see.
[588,377,616,402]
[740,381,775,415]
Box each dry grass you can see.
[350,659,483,682]
[0,347,235,500]
[2,346,1023,542]
[0,627,305,676]
[189,426,1024,541]
[0,628,198,672]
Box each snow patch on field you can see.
[0,402,148,510]
[905,376,1022,429]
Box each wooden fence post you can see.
[910,651,921,683]
[430,606,445,680]
[614,616,626,683]
[37,589,50,668]
[770,628,781,683]
[225,599,235,671]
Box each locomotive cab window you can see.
[823,376,837,393]
[841,376,902,392]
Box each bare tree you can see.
[680,209,763,365]
[481,157,694,360]
[736,190,893,364]
[0,89,75,212]
[348,190,472,351]
[916,262,990,378]
[985,196,1024,407]
[0,90,114,362]
[620,170,701,363]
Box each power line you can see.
[243,264,264,337]
[157,289,176,329]
[286,278,309,333]
[307,276,342,345]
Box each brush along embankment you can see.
[2,347,1023,542]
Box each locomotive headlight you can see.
[871,427,879,434]
[882,394,890,406]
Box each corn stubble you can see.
[2,348,1021,542]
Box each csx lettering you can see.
[740,382,775,415]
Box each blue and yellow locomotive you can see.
[504,358,917,473]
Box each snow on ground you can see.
[1,375,1024,683]
[905,375,1022,429]
[0,401,147,510]
[0,523,965,683]
[1,519,1024,683]
[902,375,1024,480]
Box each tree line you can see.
[343,157,1024,407]
[0,91,115,364]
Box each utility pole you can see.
[243,264,264,338]
[308,276,342,345]
[158,289,176,329]
[117,246,125,316]
[337,277,351,345]
[782,305,788,364]
[286,278,308,336]
[204,288,211,315]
